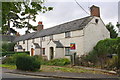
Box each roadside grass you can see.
[0,64,16,69]
[0,64,112,75]
[40,65,105,74]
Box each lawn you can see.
[0,64,16,69]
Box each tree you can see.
[106,22,118,38]
[2,1,53,34]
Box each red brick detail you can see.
[90,5,100,17]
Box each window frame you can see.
[23,40,25,44]
[32,39,34,43]
[50,35,53,40]
[65,47,70,55]
[42,48,45,55]
[18,41,19,45]
[65,31,71,38]
[42,36,45,41]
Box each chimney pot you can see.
[38,21,42,25]
[37,21,44,31]
[16,32,20,36]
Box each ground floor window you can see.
[42,48,45,55]
[65,47,70,55]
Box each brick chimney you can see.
[16,32,20,36]
[90,5,100,17]
[37,21,44,31]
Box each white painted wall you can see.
[83,17,110,54]
[35,49,41,55]
[55,48,64,59]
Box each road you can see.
[2,72,73,80]
[2,72,119,80]
[2,68,119,80]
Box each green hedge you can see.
[1,51,30,57]
[16,54,41,71]
[2,53,29,64]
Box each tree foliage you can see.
[106,22,118,38]
[1,42,15,52]
[2,1,53,34]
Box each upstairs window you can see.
[50,35,53,40]
[32,39,34,43]
[65,31,71,38]
[23,40,25,44]
[18,42,19,45]
[42,36,45,41]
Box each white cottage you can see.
[14,5,110,60]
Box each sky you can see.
[11,0,120,35]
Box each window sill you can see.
[65,37,71,38]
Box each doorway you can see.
[50,47,54,59]
[31,48,34,56]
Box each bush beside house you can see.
[16,54,41,71]
[43,58,70,66]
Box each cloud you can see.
[15,1,118,35]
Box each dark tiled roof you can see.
[14,16,93,42]
[53,41,64,48]
[0,35,16,42]
[14,32,36,42]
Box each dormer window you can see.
[42,36,45,41]
[23,40,25,44]
[65,31,71,38]
[32,39,34,43]
[18,41,19,45]
[50,35,53,40]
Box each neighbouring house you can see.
[0,34,16,43]
[13,5,110,60]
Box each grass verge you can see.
[40,65,108,74]
[0,64,16,69]
[0,64,113,75]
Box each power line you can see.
[74,0,90,15]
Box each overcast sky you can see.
[12,0,119,35]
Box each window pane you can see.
[50,35,53,40]
[65,32,70,38]
[65,47,70,54]
[42,48,45,55]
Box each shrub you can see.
[2,53,28,65]
[44,58,70,66]
[2,42,15,52]
[16,54,41,71]
[106,56,118,70]
[1,52,15,57]
[2,56,15,64]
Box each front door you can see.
[50,47,54,59]
[31,48,34,56]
